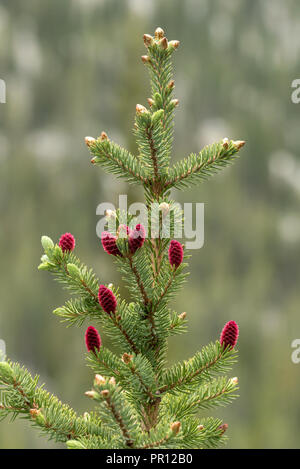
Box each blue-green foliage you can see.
[0,27,244,449]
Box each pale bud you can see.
[170,99,179,107]
[232,140,246,150]
[109,377,116,386]
[159,37,168,50]
[105,209,116,219]
[83,412,90,422]
[108,283,113,289]
[197,424,204,431]
[178,312,186,320]
[143,34,154,47]
[154,27,165,39]
[147,98,154,107]
[170,421,181,435]
[122,353,133,364]
[101,389,110,398]
[85,136,96,147]
[222,137,229,149]
[30,408,40,419]
[159,202,170,216]
[41,235,54,252]
[85,390,97,399]
[136,104,148,114]
[169,40,180,50]
[141,55,151,64]
[94,374,106,386]
[100,131,108,141]
[168,80,175,89]
[231,377,238,385]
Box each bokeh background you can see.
[1,0,300,448]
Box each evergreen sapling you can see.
[0,27,245,449]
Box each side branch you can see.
[86,350,121,379]
[111,314,141,355]
[102,394,134,448]
[87,136,149,185]
[158,344,237,395]
[159,353,222,394]
[164,140,245,190]
[0,362,103,442]
[46,254,141,356]
[128,365,156,401]
[145,126,159,181]
[154,270,176,310]
[128,257,150,306]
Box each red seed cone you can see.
[101,232,122,256]
[98,285,117,314]
[59,232,75,252]
[85,326,101,353]
[220,320,239,349]
[129,224,146,254]
[168,240,183,268]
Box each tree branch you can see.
[146,126,159,182]
[128,257,150,306]
[158,352,223,394]
[102,394,134,448]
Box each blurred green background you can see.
[1,0,300,448]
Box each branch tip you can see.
[154,27,165,39]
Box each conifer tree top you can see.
[0,27,244,450]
